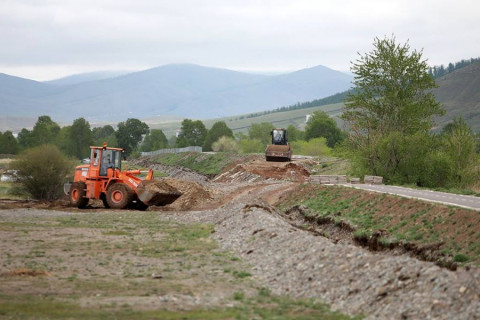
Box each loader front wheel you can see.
[69,182,89,209]
[106,183,133,209]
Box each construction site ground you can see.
[0,155,479,319]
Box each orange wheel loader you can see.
[64,144,181,210]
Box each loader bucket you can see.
[265,144,292,162]
[136,180,182,206]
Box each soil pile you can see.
[160,178,213,211]
[214,159,311,183]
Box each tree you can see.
[30,116,61,147]
[0,131,19,155]
[17,128,33,150]
[69,118,93,159]
[92,125,117,147]
[286,125,304,142]
[342,35,444,179]
[441,118,479,187]
[176,119,207,148]
[115,118,149,155]
[203,121,234,151]
[10,145,73,200]
[248,122,274,146]
[141,129,168,152]
[305,111,344,148]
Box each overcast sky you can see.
[1,0,478,81]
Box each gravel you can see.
[166,182,480,320]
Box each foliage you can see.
[9,145,73,200]
[291,137,331,157]
[305,111,344,148]
[116,118,149,155]
[203,121,234,151]
[248,122,274,146]
[429,57,480,78]
[342,35,445,185]
[286,125,305,142]
[92,125,117,146]
[69,118,93,159]
[0,131,19,154]
[212,136,239,153]
[176,119,208,148]
[441,118,480,188]
[141,129,168,152]
[30,115,61,147]
[239,139,264,154]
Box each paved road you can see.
[345,183,480,211]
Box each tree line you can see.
[429,57,480,78]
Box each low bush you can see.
[9,145,74,200]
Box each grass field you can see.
[148,103,345,137]
[0,210,358,320]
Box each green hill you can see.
[149,103,345,137]
[434,60,480,131]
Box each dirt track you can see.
[1,156,479,319]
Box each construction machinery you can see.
[64,144,181,210]
[265,128,292,162]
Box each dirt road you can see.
[1,157,479,319]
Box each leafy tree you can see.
[30,116,61,147]
[116,118,149,155]
[212,136,239,152]
[55,126,72,155]
[69,118,93,159]
[441,118,479,187]
[176,119,207,148]
[10,145,73,200]
[203,121,234,151]
[286,125,304,142]
[92,125,117,147]
[342,35,444,180]
[17,128,33,150]
[141,129,168,152]
[0,131,19,155]
[248,122,274,146]
[305,111,344,148]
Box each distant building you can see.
[305,114,312,123]
[175,129,182,137]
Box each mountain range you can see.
[0,64,353,127]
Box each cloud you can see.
[1,0,478,80]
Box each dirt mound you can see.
[159,178,212,211]
[214,158,311,183]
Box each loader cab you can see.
[99,149,122,176]
[271,129,288,145]
[89,146,123,177]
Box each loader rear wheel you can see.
[106,183,133,209]
[69,182,89,209]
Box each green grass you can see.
[277,184,480,265]
[151,152,246,176]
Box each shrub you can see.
[291,138,331,157]
[10,145,74,200]
[212,136,239,153]
[239,138,264,154]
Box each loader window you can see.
[99,150,122,176]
